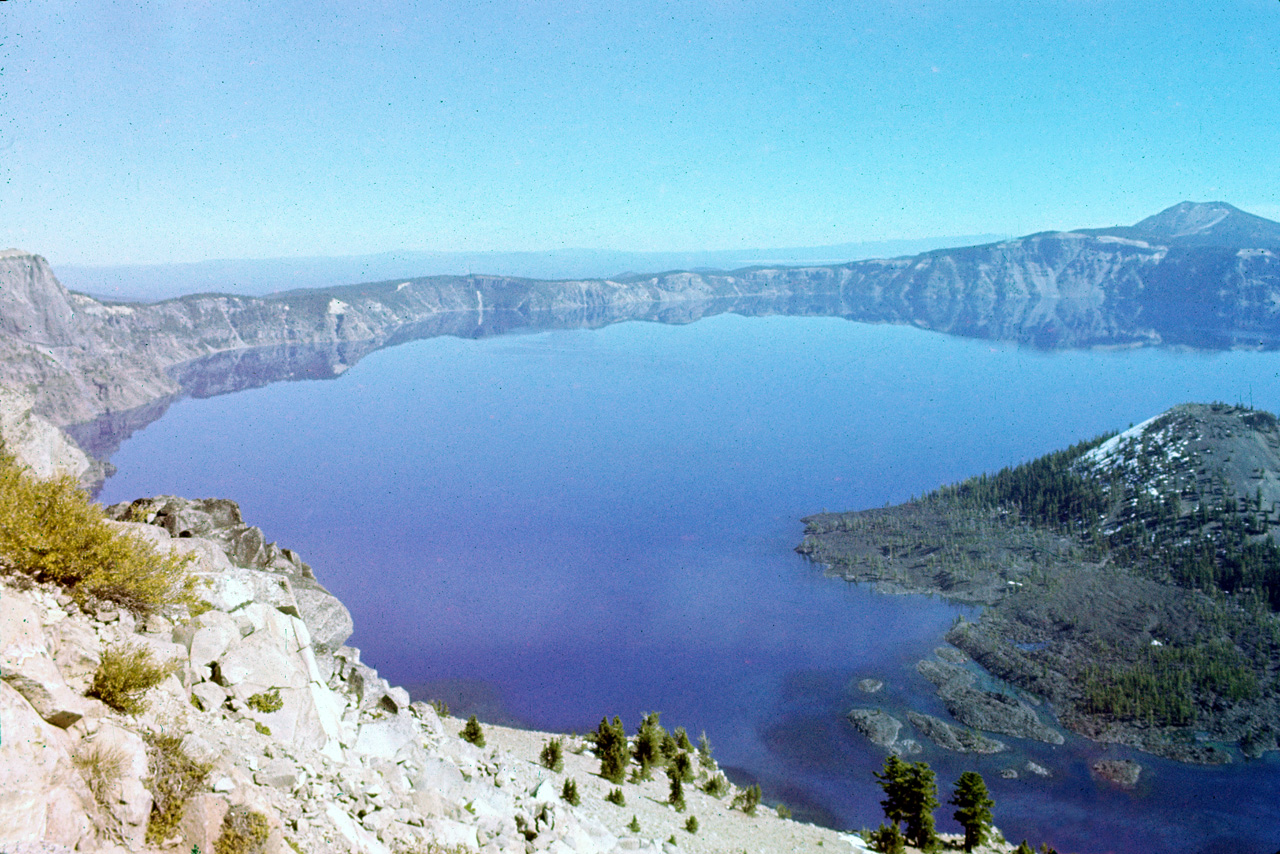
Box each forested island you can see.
[799,403,1280,762]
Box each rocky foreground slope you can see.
[4,202,1280,463]
[800,403,1280,765]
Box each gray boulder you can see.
[846,708,903,751]
[906,712,1007,754]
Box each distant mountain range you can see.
[53,236,1006,303]
[3,201,1280,469]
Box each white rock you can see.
[178,793,230,854]
[352,714,418,760]
[90,722,153,849]
[0,681,96,849]
[44,617,100,693]
[218,631,308,689]
[0,593,90,728]
[326,802,392,854]
[422,818,480,851]
[200,570,256,614]
[255,757,301,791]
[191,681,228,712]
[175,609,240,671]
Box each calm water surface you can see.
[99,316,1280,854]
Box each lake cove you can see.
[97,314,1280,854]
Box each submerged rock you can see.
[938,685,1064,745]
[906,712,1007,754]
[1091,759,1142,788]
[846,708,903,751]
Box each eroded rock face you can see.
[0,386,98,484]
[105,495,354,657]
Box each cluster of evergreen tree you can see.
[934,427,1280,617]
[869,757,996,853]
[932,435,1113,531]
[1082,638,1259,726]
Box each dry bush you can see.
[0,446,195,615]
[144,732,212,844]
[74,741,129,804]
[88,644,176,715]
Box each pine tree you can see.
[901,762,938,850]
[672,750,694,783]
[732,783,761,816]
[873,755,911,827]
[593,716,629,784]
[540,737,564,772]
[633,712,666,779]
[667,766,687,811]
[561,777,580,806]
[696,731,715,769]
[949,771,994,852]
[874,756,937,850]
[460,715,485,748]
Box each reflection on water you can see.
[97,315,1280,854]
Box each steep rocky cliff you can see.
[4,203,1280,455]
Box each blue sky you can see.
[2,0,1278,265]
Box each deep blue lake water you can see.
[98,315,1280,854]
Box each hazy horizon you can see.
[3,1,1277,266]
[48,232,1005,301]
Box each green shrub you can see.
[627,816,641,833]
[254,722,271,736]
[145,733,212,844]
[0,448,195,615]
[776,803,792,820]
[702,772,730,797]
[674,726,693,752]
[461,715,486,747]
[561,777,580,806]
[867,822,905,854]
[429,699,449,717]
[540,737,564,772]
[732,783,761,816]
[605,787,625,806]
[246,688,283,713]
[214,806,271,854]
[89,644,175,715]
[684,816,699,834]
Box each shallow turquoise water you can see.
[99,315,1280,853]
